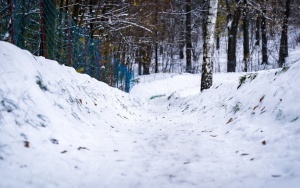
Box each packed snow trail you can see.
[1,41,300,188]
[125,73,300,188]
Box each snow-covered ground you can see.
[0,41,300,188]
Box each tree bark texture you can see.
[142,44,151,75]
[185,0,192,73]
[242,0,250,72]
[154,0,159,73]
[201,0,218,91]
[227,2,241,72]
[278,0,291,67]
[261,0,268,64]
[255,14,260,46]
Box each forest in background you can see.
[1,0,300,89]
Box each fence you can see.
[0,0,132,92]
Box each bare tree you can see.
[201,0,218,91]
[186,0,192,73]
[242,0,250,72]
[226,0,242,72]
[278,0,291,67]
[261,0,268,64]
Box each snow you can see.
[0,41,300,188]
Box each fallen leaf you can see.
[226,118,233,124]
[253,105,259,110]
[259,95,265,103]
[78,147,89,151]
[272,175,281,178]
[241,153,249,156]
[24,141,30,148]
[50,138,59,144]
[20,165,27,168]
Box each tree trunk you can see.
[39,0,46,57]
[142,44,151,75]
[72,0,80,25]
[278,0,291,67]
[242,0,250,72]
[154,0,159,73]
[215,11,221,50]
[261,0,268,64]
[89,0,94,37]
[44,0,56,59]
[185,0,192,73]
[137,48,142,76]
[65,0,69,12]
[216,35,220,50]
[179,17,185,59]
[227,2,241,72]
[7,0,14,43]
[255,13,260,46]
[201,0,218,91]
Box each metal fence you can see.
[0,0,132,92]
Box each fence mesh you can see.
[0,0,132,92]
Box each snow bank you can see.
[132,61,300,187]
[0,41,138,187]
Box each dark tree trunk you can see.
[261,0,268,64]
[65,0,69,12]
[227,2,241,72]
[242,0,250,72]
[255,13,260,46]
[278,0,291,67]
[185,0,192,73]
[89,4,94,37]
[138,61,142,75]
[43,0,56,59]
[7,0,14,43]
[59,0,64,9]
[216,11,221,50]
[39,0,46,57]
[179,16,185,59]
[154,0,158,73]
[216,35,220,50]
[179,45,184,59]
[155,41,158,73]
[72,0,80,24]
[141,44,151,75]
[179,19,185,59]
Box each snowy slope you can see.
[0,41,300,188]
[0,41,140,188]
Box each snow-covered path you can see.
[1,41,300,188]
[99,73,300,188]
